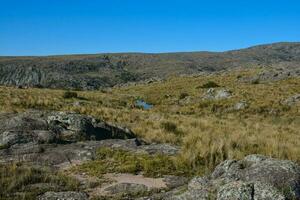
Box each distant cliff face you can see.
[0,65,43,86]
[0,56,139,89]
[0,42,300,90]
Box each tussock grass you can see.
[0,163,79,200]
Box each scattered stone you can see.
[72,101,83,107]
[233,101,249,110]
[179,96,193,105]
[203,88,232,100]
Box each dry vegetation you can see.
[0,163,79,200]
[0,69,299,174]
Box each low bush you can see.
[160,121,181,135]
[179,92,189,99]
[199,81,220,88]
[63,91,78,99]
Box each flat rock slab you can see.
[87,173,187,198]
[0,139,179,168]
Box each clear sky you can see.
[0,0,299,56]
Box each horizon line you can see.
[0,41,299,57]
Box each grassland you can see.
[0,69,299,175]
[0,163,79,200]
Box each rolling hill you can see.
[0,42,299,90]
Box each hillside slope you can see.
[0,42,299,89]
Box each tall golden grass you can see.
[0,69,299,173]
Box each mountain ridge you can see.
[1,42,299,57]
[0,42,299,90]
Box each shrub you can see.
[161,121,181,135]
[0,144,9,150]
[179,92,189,99]
[63,91,78,99]
[251,79,260,84]
[199,81,220,88]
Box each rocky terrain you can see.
[1,42,300,89]
[0,111,300,199]
[0,42,299,199]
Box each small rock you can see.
[72,101,83,107]
[203,88,232,100]
[233,101,249,110]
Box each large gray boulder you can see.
[0,114,48,132]
[0,130,56,147]
[171,154,300,200]
[0,111,135,149]
[217,181,285,200]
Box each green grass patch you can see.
[72,147,192,178]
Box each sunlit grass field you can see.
[0,69,299,173]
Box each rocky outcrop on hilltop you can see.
[0,57,139,90]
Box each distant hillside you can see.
[0,42,299,90]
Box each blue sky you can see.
[0,0,299,56]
